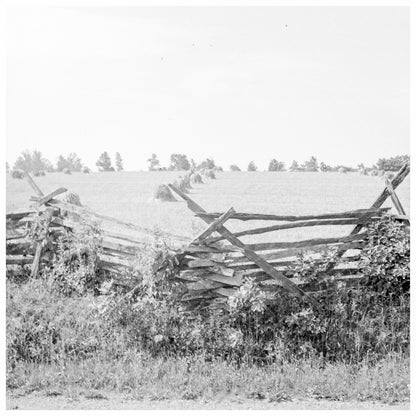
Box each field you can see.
[6,170,411,410]
[6,170,410,243]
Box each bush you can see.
[62,168,71,175]
[81,166,91,174]
[6,218,409,367]
[33,170,46,177]
[11,169,24,179]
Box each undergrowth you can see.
[6,217,410,402]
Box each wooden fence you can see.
[166,163,410,310]
[6,164,410,309]
[6,174,189,285]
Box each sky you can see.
[6,6,410,171]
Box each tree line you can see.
[7,150,125,175]
[6,150,409,175]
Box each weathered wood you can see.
[385,178,406,215]
[31,208,54,279]
[351,163,409,234]
[6,233,28,241]
[244,233,367,252]
[214,287,238,297]
[101,240,140,254]
[192,207,235,244]
[186,280,224,291]
[35,187,67,206]
[169,184,318,307]
[6,255,35,265]
[196,208,390,222]
[25,173,44,197]
[6,211,35,220]
[208,218,374,243]
[227,242,363,264]
[47,200,190,242]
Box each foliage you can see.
[301,156,319,172]
[229,164,241,171]
[147,153,160,171]
[49,221,104,296]
[56,153,83,172]
[169,154,191,171]
[13,150,54,173]
[376,155,409,171]
[6,217,409,376]
[197,158,216,171]
[319,162,333,172]
[115,152,123,171]
[247,161,257,171]
[268,159,285,171]
[96,152,114,172]
[289,160,300,171]
[6,161,10,173]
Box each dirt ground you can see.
[6,391,410,410]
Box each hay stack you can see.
[56,191,82,206]
[190,172,203,184]
[205,169,216,179]
[62,168,71,175]
[181,173,192,189]
[175,178,190,193]
[154,184,176,202]
[11,169,24,179]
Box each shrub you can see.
[62,168,71,175]
[11,169,24,179]
[33,170,46,177]
[81,166,91,174]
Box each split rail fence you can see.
[167,163,410,310]
[6,174,189,286]
[6,164,410,310]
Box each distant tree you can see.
[147,153,160,171]
[268,159,285,172]
[302,156,319,172]
[56,153,82,172]
[197,158,216,171]
[376,155,410,171]
[96,152,114,172]
[13,150,53,173]
[289,160,300,171]
[230,164,241,171]
[319,162,332,172]
[247,161,257,172]
[169,154,191,171]
[6,162,10,173]
[115,152,124,171]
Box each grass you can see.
[6,171,411,407]
[8,352,409,404]
[6,170,410,243]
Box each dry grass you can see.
[6,171,410,242]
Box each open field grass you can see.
[6,170,410,243]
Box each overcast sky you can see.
[6,6,409,171]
